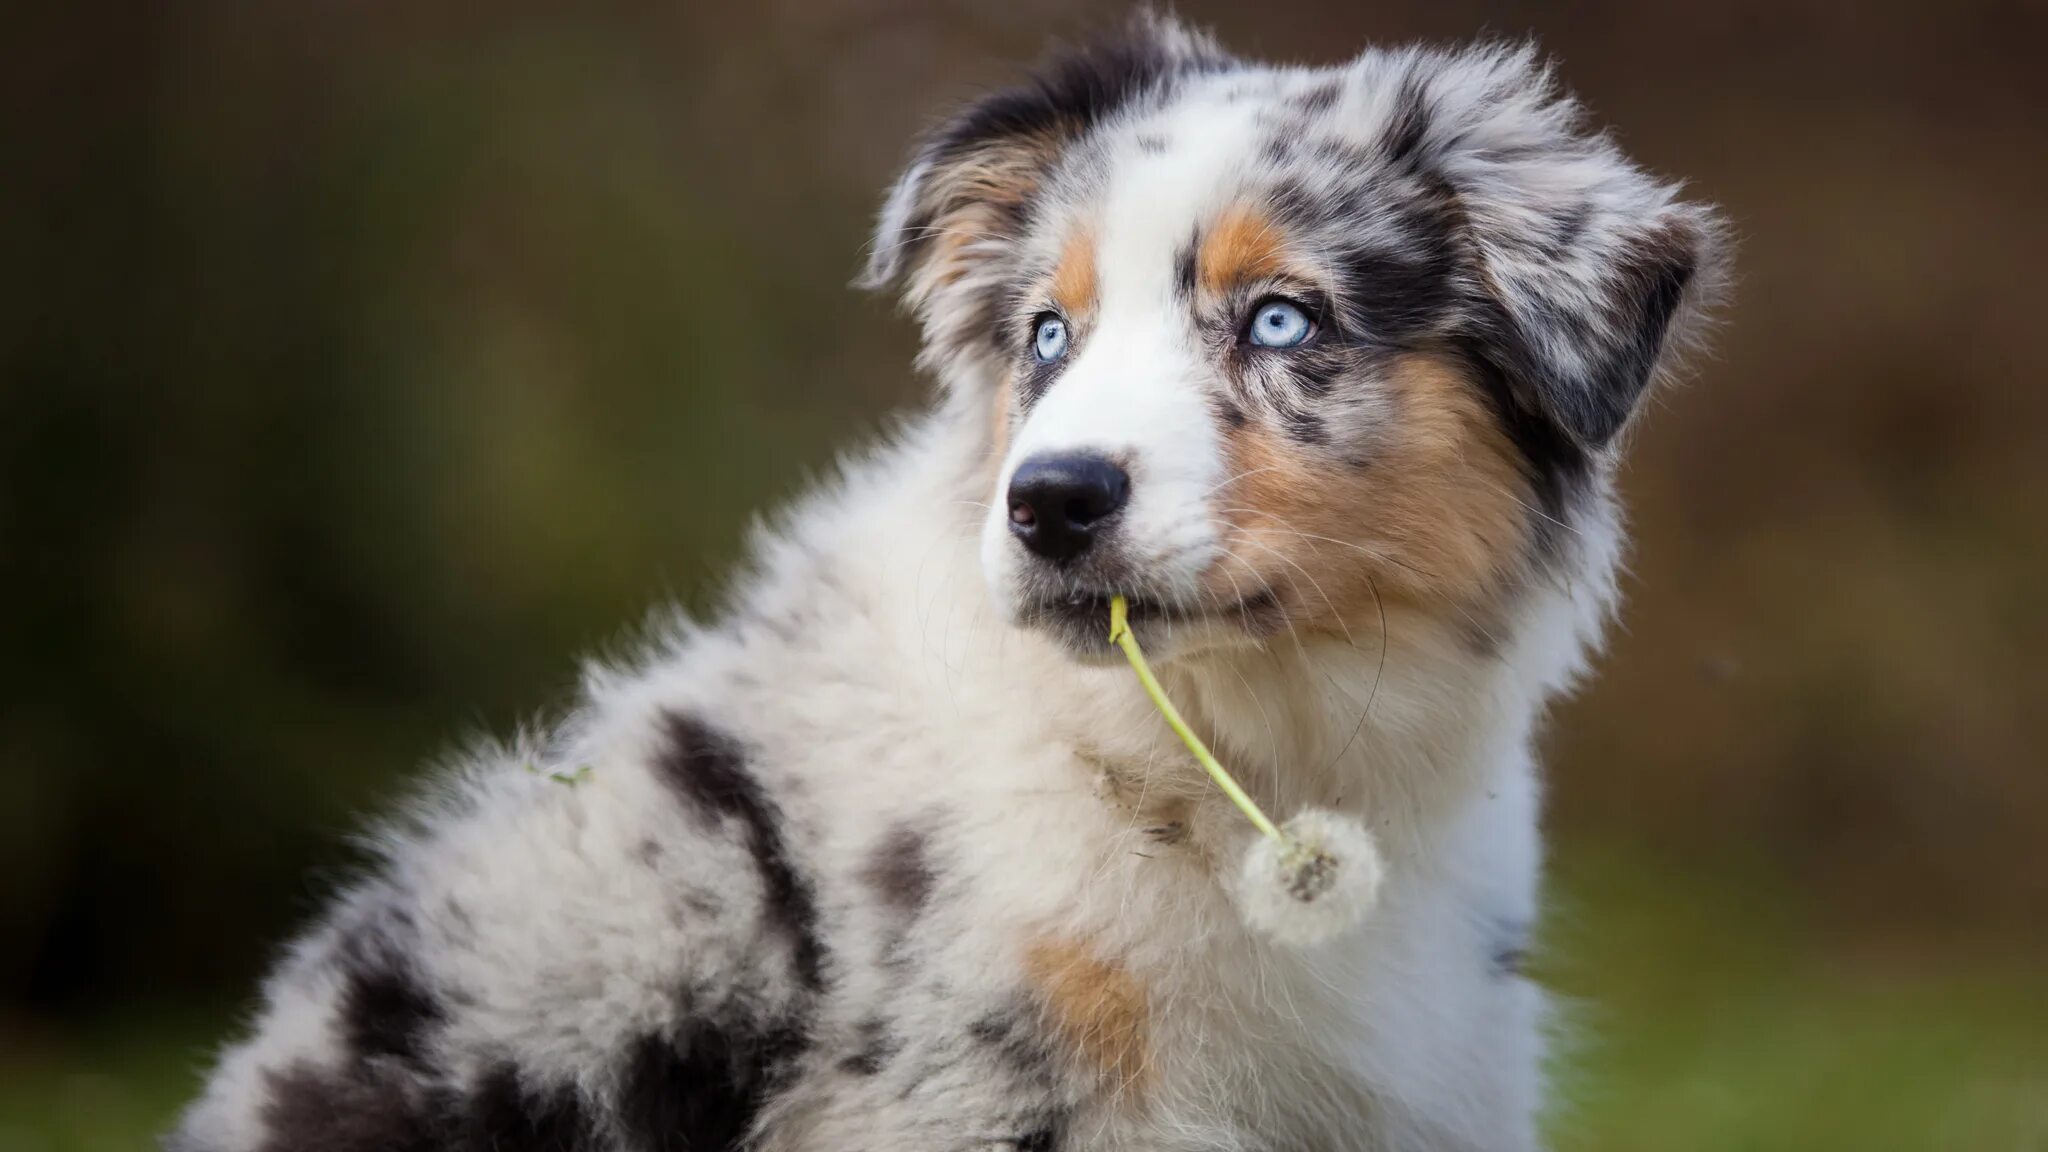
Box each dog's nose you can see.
[1007,453,1130,563]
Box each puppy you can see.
[171,14,1725,1151]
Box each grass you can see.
[4,848,2042,1151]
[1542,846,2048,1151]
[0,1010,219,1152]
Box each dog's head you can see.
[862,15,1725,659]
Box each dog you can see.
[170,14,1725,1151]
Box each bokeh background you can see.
[4,1,2044,1148]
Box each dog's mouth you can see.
[1018,585,1281,658]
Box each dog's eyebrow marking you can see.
[1197,203,1288,297]
[1050,227,1099,318]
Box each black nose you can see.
[1006,453,1130,563]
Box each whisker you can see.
[1324,573,1389,773]
[1224,535,1355,648]
[1200,464,1293,498]
[1215,506,1511,655]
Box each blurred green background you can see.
[3,1,2044,1148]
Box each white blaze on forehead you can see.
[1096,88,1270,312]
[988,86,1274,599]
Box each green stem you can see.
[1109,595,1286,843]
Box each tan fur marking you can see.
[1050,228,1099,317]
[1215,354,1532,634]
[1198,204,1287,296]
[911,135,1058,300]
[1025,937,1150,1094]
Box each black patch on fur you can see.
[1543,202,1592,259]
[1264,179,1315,233]
[1452,333,1590,557]
[1173,231,1199,300]
[464,1065,593,1150]
[1380,76,1433,171]
[1290,347,1345,399]
[1280,405,1327,445]
[1015,1126,1062,1151]
[863,823,934,916]
[1263,170,1461,353]
[1331,196,1464,349]
[939,31,1206,167]
[654,711,826,990]
[1136,132,1170,154]
[968,1004,1059,1082]
[1567,232,1696,445]
[969,1009,1015,1046]
[1294,77,1344,114]
[1214,395,1247,429]
[617,1022,805,1152]
[338,958,442,1065]
[1491,919,1533,978]
[839,1017,902,1077]
[329,910,443,1066]
[1260,136,1297,166]
[258,1063,435,1152]
[870,17,1230,292]
[967,1006,1071,1152]
[1338,247,1456,345]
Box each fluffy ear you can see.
[1474,199,1727,451]
[857,12,1229,378]
[1420,46,1730,450]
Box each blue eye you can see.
[1248,299,1315,348]
[1031,314,1070,362]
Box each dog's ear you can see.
[1471,197,1727,451]
[858,13,1229,373]
[1413,46,1730,450]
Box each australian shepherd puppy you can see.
[172,14,1725,1152]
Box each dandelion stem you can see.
[1108,595,1286,843]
